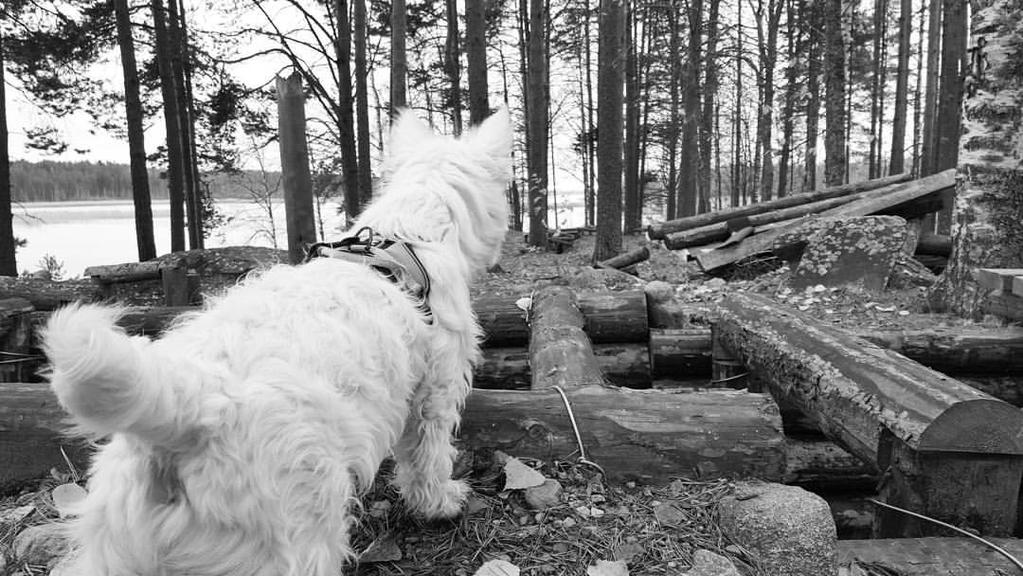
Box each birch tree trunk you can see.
[931,0,1023,317]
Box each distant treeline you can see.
[10,160,280,203]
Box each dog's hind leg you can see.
[392,344,472,519]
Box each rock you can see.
[791,216,908,292]
[718,481,837,576]
[12,523,70,570]
[525,479,563,510]
[644,281,676,303]
[680,549,741,576]
[889,253,937,289]
[653,501,687,527]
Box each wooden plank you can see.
[2,382,786,487]
[838,537,1023,575]
[648,173,912,239]
[1013,275,1023,298]
[976,268,1023,292]
[695,170,956,273]
[715,292,1023,536]
[529,285,603,389]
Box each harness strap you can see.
[305,227,432,321]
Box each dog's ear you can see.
[468,108,513,160]
[388,110,435,160]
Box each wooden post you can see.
[276,72,317,265]
[715,292,1023,537]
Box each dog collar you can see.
[305,227,433,321]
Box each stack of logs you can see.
[5,274,1023,541]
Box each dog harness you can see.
[305,227,433,321]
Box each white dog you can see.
[42,109,511,575]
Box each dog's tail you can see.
[42,303,197,448]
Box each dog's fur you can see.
[42,110,511,575]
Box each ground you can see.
[0,232,1003,576]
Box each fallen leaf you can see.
[653,501,686,527]
[586,559,629,576]
[474,559,520,576]
[503,457,545,490]
[52,483,87,517]
[515,297,532,312]
[359,534,402,563]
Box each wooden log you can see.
[650,328,712,378]
[715,292,1023,537]
[784,438,878,492]
[977,268,1023,292]
[0,277,99,311]
[982,291,1023,322]
[84,260,162,284]
[595,246,650,270]
[648,173,912,239]
[276,72,317,265]
[460,385,786,482]
[710,325,747,388]
[694,170,956,272]
[837,537,1023,575]
[916,233,952,256]
[529,285,603,389]
[664,192,887,250]
[474,289,648,347]
[1,298,36,383]
[1,382,785,487]
[475,343,651,390]
[0,382,91,492]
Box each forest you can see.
[0,0,1004,274]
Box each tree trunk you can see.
[868,0,885,179]
[776,0,797,199]
[353,0,372,206]
[390,0,407,116]
[757,0,783,201]
[526,0,549,246]
[276,73,317,265]
[732,2,744,206]
[919,0,941,178]
[934,0,965,175]
[584,0,597,227]
[151,0,186,253]
[334,0,361,223]
[594,0,626,261]
[444,0,463,134]
[701,0,720,209]
[166,0,201,250]
[465,0,489,125]
[823,0,847,186]
[804,0,821,192]
[0,30,16,277]
[678,0,702,216]
[931,0,1023,318]
[622,0,641,234]
[115,0,157,262]
[889,0,912,175]
[666,5,681,219]
[912,2,926,175]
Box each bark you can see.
[935,0,966,174]
[701,0,720,208]
[529,286,603,389]
[823,0,847,186]
[804,0,821,191]
[919,0,941,177]
[334,0,361,222]
[931,0,1023,318]
[584,0,597,227]
[839,537,1023,574]
[716,292,1023,537]
[593,0,626,261]
[756,0,784,201]
[115,0,157,262]
[889,0,912,175]
[784,438,879,492]
[444,0,463,134]
[166,0,200,250]
[465,0,490,125]
[0,30,15,277]
[595,246,649,269]
[526,0,549,246]
[666,5,682,219]
[151,0,187,252]
[622,0,642,234]
[390,0,407,115]
[353,0,372,205]
[776,0,797,199]
[732,0,744,206]
[276,73,317,265]
[677,0,702,216]
[868,0,887,179]
[476,344,651,390]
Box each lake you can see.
[11,199,347,278]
